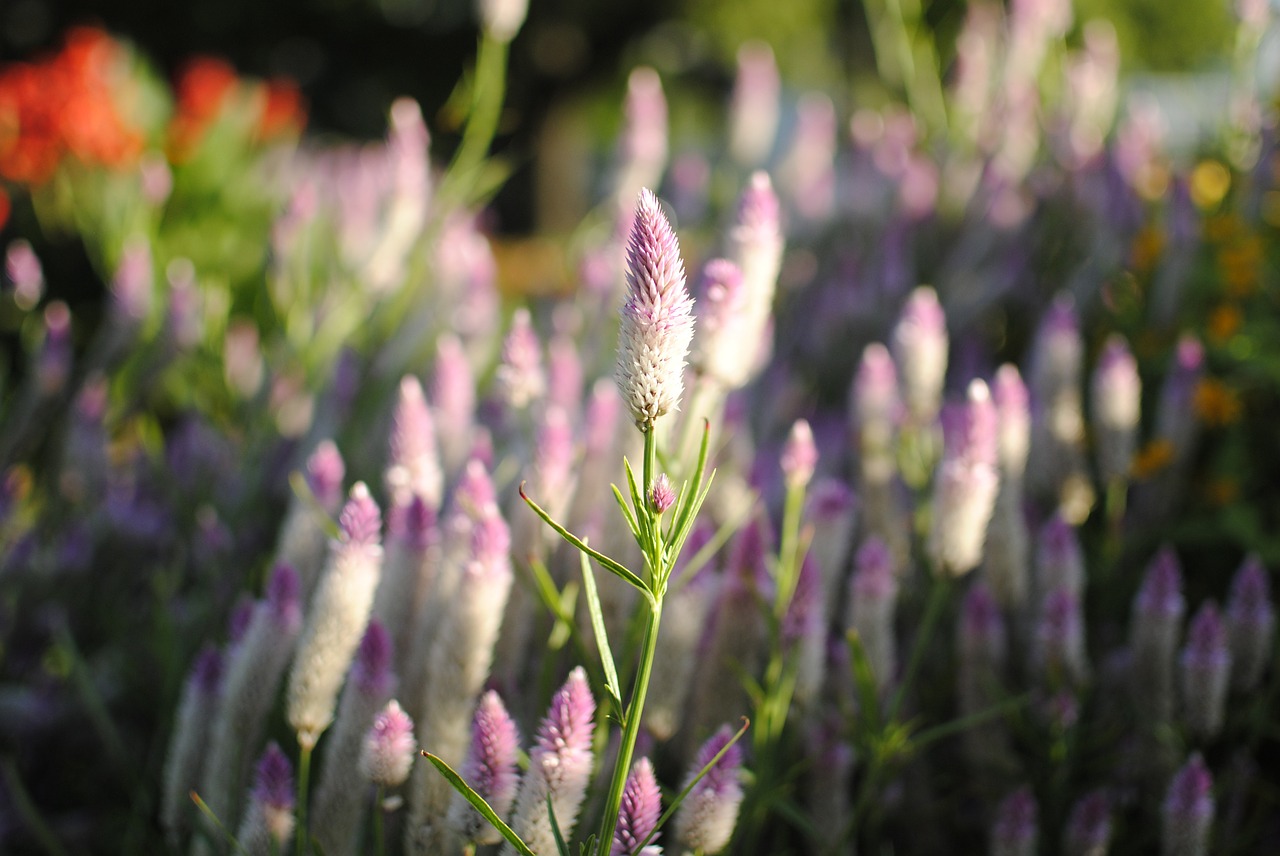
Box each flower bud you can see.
[649,473,676,514]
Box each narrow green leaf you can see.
[547,795,571,856]
[520,483,650,596]
[622,457,655,552]
[420,752,537,856]
[190,792,250,856]
[846,630,883,735]
[548,580,580,652]
[610,484,643,541]
[635,718,751,852]
[667,469,720,568]
[289,471,341,540]
[580,548,624,715]
[912,693,1031,750]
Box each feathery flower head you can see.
[112,237,154,321]
[339,482,382,547]
[1137,547,1185,621]
[1162,753,1214,856]
[1181,601,1230,737]
[470,509,512,570]
[1092,334,1141,482]
[993,363,1031,478]
[455,458,498,518]
[1227,554,1275,690]
[251,742,295,845]
[351,619,395,697]
[452,690,521,844]
[616,188,695,429]
[613,757,662,856]
[536,667,596,760]
[360,699,416,787]
[388,493,437,551]
[691,258,748,385]
[675,726,745,855]
[430,332,475,419]
[496,308,546,411]
[1063,791,1111,856]
[891,286,949,424]
[992,787,1038,856]
[781,419,818,489]
[621,67,668,175]
[650,473,676,514]
[305,441,346,511]
[386,375,442,511]
[734,171,781,241]
[928,379,1000,576]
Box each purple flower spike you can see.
[1226,554,1274,690]
[1037,587,1088,686]
[351,620,395,698]
[1037,514,1085,599]
[470,510,512,570]
[781,419,818,489]
[616,188,695,429]
[1162,754,1214,856]
[451,691,521,844]
[1180,601,1230,738]
[249,742,295,846]
[993,363,1031,479]
[650,473,676,514]
[339,483,382,547]
[891,286,949,425]
[227,596,256,648]
[959,581,1007,667]
[39,302,73,394]
[112,237,154,322]
[928,379,1000,576]
[1091,334,1141,484]
[192,644,225,696]
[386,375,442,511]
[1063,791,1111,856]
[266,564,303,630]
[305,441,346,512]
[496,308,546,411]
[360,699,416,787]
[508,667,597,852]
[992,787,1038,856]
[852,343,901,483]
[613,758,662,856]
[692,258,747,385]
[675,726,746,855]
[1131,546,1185,722]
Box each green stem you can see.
[595,597,663,855]
[437,33,509,212]
[373,785,386,856]
[774,481,806,620]
[295,742,312,856]
[886,573,951,725]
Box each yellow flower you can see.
[1129,226,1164,274]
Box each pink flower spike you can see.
[451,691,522,844]
[781,419,818,489]
[360,699,416,787]
[612,758,662,856]
[616,189,695,429]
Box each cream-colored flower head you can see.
[615,188,695,430]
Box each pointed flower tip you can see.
[306,441,345,508]
[339,483,382,546]
[353,620,394,694]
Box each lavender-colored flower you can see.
[992,787,1038,856]
[616,68,668,208]
[288,483,384,748]
[613,757,662,856]
[5,239,44,309]
[674,726,746,855]
[891,286,949,426]
[691,258,749,388]
[1091,334,1141,484]
[449,691,521,845]
[1063,791,1111,856]
[307,441,347,511]
[38,301,73,395]
[1180,602,1230,738]
[847,537,899,691]
[386,375,443,512]
[727,172,783,381]
[728,41,780,167]
[1226,554,1275,690]
[1162,754,1214,856]
[1131,546,1186,722]
[615,189,695,429]
[781,419,818,489]
[851,342,901,485]
[1036,587,1089,687]
[161,645,224,847]
[805,478,857,625]
[787,554,825,705]
[112,237,154,323]
[928,379,1000,576]
[1026,293,1092,519]
[1156,335,1205,466]
[547,334,585,417]
[650,473,676,514]
[778,93,836,222]
[361,699,417,787]
[238,742,295,854]
[503,668,597,855]
[495,308,546,412]
[958,582,1012,772]
[1036,514,1085,604]
[992,363,1031,482]
[430,333,477,475]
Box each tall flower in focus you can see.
[616,189,695,430]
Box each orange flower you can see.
[256,79,306,141]
[1193,377,1242,427]
[167,57,238,159]
[1207,304,1242,344]
[1129,225,1164,273]
[0,187,9,230]
[1130,439,1174,479]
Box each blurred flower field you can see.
[1,0,1280,854]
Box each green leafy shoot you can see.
[420,752,537,856]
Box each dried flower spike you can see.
[615,188,695,430]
